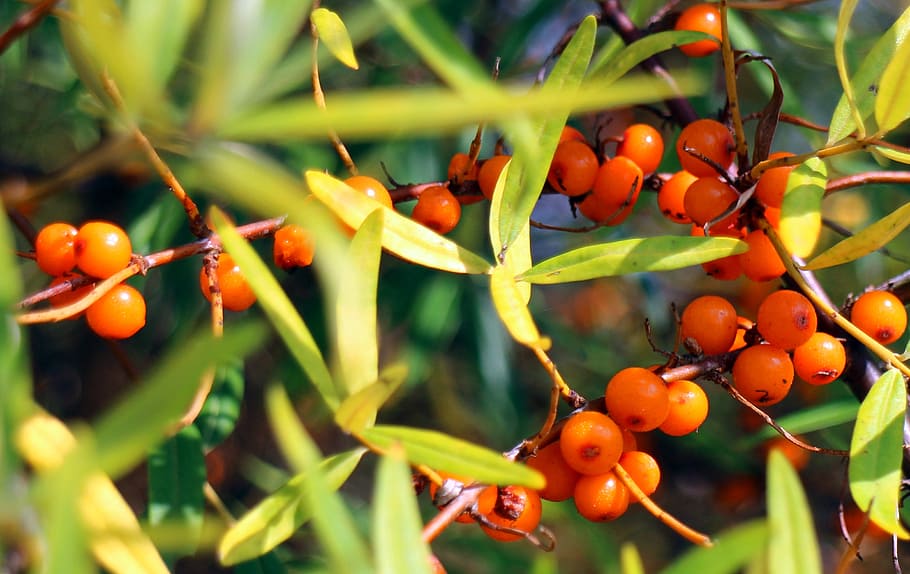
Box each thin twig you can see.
[0,0,59,56]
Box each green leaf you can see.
[620,543,645,574]
[335,363,408,433]
[804,199,910,270]
[659,520,769,574]
[361,425,545,489]
[780,157,827,259]
[833,0,864,140]
[218,448,368,566]
[873,145,910,164]
[373,446,433,574]
[518,236,747,284]
[265,380,313,473]
[194,359,245,450]
[312,8,359,69]
[590,30,716,84]
[875,31,910,133]
[92,322,266,479]
[496,16,596,253]
[305,171,492,275]
[490,265,547,348]
[147,425,205,557]
[488,159,532,303]
[125,0,203,91]
[767,450,822,574]
[36,447,94,574]
[849,369,910,539]
[211,209,339,410]
[743,401,858,445]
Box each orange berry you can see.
[582,156,643,225]
[573,471,630,522]
[85,283,146,339]
[754,152,797,208]
[478,485,542,542]
[850,290,907,345]
[757,290,818,350]
[411,185,462,234]
[273,224,315,271]
[604,367,670,432]
[35,222,78,276]
[658,170,697,224]
[740,229,786,282]
[447,152,478,182]
[73,221,132,279]
[732,344,794,406]
[674,3,722,57]
[559,411,624,475]
[477,155,511,200]
[526,442,580,502]
[762,436,810,472]
[690,225,743,280]
[792,332,846,385]
[344,175,394,209]
[618,451,660,498]
[675,119,734,177]
[729,317,755,351]
[683,177,739,227]
[680,295,739,355]
[659,379,710,436]
[616,123,664,174]
[559,125,587,143]
[621,427,638,452]
[48,274,94,311]
[428,472,496,524]
[199,253,257,312]
[547,140,600,196]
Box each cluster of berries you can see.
[34,221,144,339]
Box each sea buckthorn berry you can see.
[344,175,394,209]
[411,185,462,234]
[272,224,315,271]
[618,451,660,498]
[526,442,580,502]
[477,154,511,200]
[683,177,739,228]
[740,229,786,282]
[559,125,587,143]
[48,274,94,312]
[447,152,478,182]
[764,206,782,229]
[754,152,797,208]
[729,317,755,352]
[850,290,907,345]
[621,428,638,452]
[659,379,710,436]
[478,485,542,542]
[559,411,624,475]
[675,119,734,177]
[690,225,743,280]
[584,156,644,225]
[793,332,846,385]
[199,253,257,312]
[428,472,496,524]
[604,367,670,432]
[617,123,664,174]
[547,140,599,196]
[680,295,738,355]
[86,283,146,339]
[674,3,722,57]
[732,344,794,406]
[757,290,818,350]
[74,221,132,279]
[573,471,630,522]
[35,222,78,276]
[658,170,697,223]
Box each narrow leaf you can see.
[849,369,910,539]
[744,401,858,445]
[312,8,359,69]
[265,381,313,474]
[590,30,715,84]
[805,200,910,269]
[488,159,532,303]
[361,425,545,489]
[194,359,245,450]
[490,265,547,348]
[875,31,910,133]
[659,520,769,574]
[374,446,433,574]
[780,157,827,258]
[620,543,645,574]
[125,0,203,91]
[518,236,747,284]
[751,58,785,166]
[767,449,822,574]
[833,0,864,139]
[874,145,910,164]
[335,364,408,433]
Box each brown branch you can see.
[0,0,59,56]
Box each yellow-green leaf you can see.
[490,265,548,349]
[804,200,910,269]
[780,157,827,258]
[834,0,863,139]
[875,24,910,134]
[874,145,910,164]
[488,161,531,303]
[334,364,408,433]
[660,520,769,574]
[311,8,359,70]
[767,450,822,574]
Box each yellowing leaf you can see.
[875,25,910,134]
[780,157,827,258]
[311,8,359,70]
[488,161,531,303]
[805,200,910,270]
[334,364,408,433]
[490,265,548,349]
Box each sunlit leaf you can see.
[125,0,203,91]
[849,369,910,539]
[833,0,864,139]
[312,8,359,69]
[374,446,433,574]
[361,425,545,489]
[620,543,645,574]
[490,265,547,348]
[873,145,910,164]
[659,520,769,574]
[265,380,313,473]
[488,160,532,303]
[590,30,715,83]
[767,450,822,574]
[518,236,747,284]
[335,363,407,433]
[876,31,910,133]
[804,199,910,269]
[780,157,827,258]
[195,359,245,450]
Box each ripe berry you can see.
[559,411,624,475]
[658,170,697,224]
[690,225,744,280]
[86,283,146,339]
[674,3,723,57]
[559,125,587,143]
[616,123,664,174]
[199,253,257,312]
[793,332,846,385]
[411,185,462,234]
[447,152,478,182]
[732,344,794,406]
[754,151,797,208]
[683,177,739,228]
[48,274,94,310]
[573,471,630,522]
[581,156,643,225]
[740,229,786,282]
[477,155,511,200]
[675,119,734,177]
[729,317,755,352]
[618,451,660,498]
[680,295,738,355]
[547,140,599,196]
[659,379,710,436]
[478,485,542,542]
[74,221,133,279]
[273,224,315,271]
[35,222,78,276]
[757,290,818,350]
[850,290,907,345]
[604,367,670,432]
[344,175,394,209]
[526,442,580,502]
